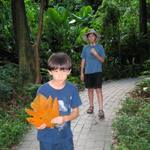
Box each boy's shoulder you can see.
[37,82,49,91]
[66,81,77,89]
[39,82,48,87]
[96,44,103,47]
[84,44,90,49]
[65,81,79,92]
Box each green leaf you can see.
[47,8,62,24]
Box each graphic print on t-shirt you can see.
[55,100,69,131]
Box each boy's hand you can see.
[37,123,46,130]
[80,73,84,81]
[51,108,79,125]
[90,48,97,56]
[51,116,66,124]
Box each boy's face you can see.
[48,69,71,85]
[88,33,96,43]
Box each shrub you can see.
[112,96,150,150]
[0,64,19,102]
[0,107,30,149]
[112,78,150,150]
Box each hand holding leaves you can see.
[25,94,59,128]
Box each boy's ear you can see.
[48,70,52,75]
[68,69,72,75]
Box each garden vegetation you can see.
[111,60,150,150]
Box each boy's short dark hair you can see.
[47,52,72,71]
[87,33,97,38]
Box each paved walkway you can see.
[14,77,143,150]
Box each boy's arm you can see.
[37,108,79,130]
[80,59,85,81]
[91,48,105,63]
[51,107,79,124]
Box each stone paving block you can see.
[17,148,27,150]
[83,123,92,129]
[73,132,80,141]
[104,141,112,150]
[73,124,84,132]
[76,118,87,125]
[81,128,90,134]
[85,140,96,148]
[78,133,88,140]
[30,140,39,148]
[19,140,32,148]
[94,135,106,141]
[95,141,105,148]
[74,145,84,150]
[76,139,86,146]
[105,135,113,142]
[27,134,37,141]
[94,148,104,150]
[27,148,39,150]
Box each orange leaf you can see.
[31,94,48,112]
[26,117,43,127]
[25,94,59,128]
[52,97,60,118]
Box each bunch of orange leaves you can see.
[25,94,59,128]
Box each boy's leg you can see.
[95,88,103,110]
[40,141,59,150]
[84,74,94,113]
[61,138,74,150]
[40,138,73,150]
[88,88,94,107]
[95,88,104,118]
[87,88,94,113]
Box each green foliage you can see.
[112,80,150,150]
[123,58,141,78]
[0,64,19,102]
[102,57,122,80]
[0,1,16,63]
[0,63,39,149]
[66,75,85,91]
[25,0,40,41]
[42,5,94,75]
[112,102,150,150]
[141,58,150,75]
[102,57,141,81]
[135,78,150,95]
[0,84,34,149]
[0,67,37,149]
[25,84,41,97]
[0,107,29,149]
[1,0,149,81]
[90,0,148,67]
[71,5,93,25]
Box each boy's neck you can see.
[90,42,96,46]
[49,80,66,90]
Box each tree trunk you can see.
[139,0,147,34]
[11,0,36,84]
[139,0,148,63]
[33,0,45,84]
